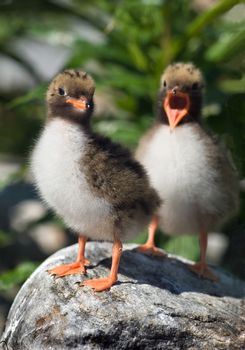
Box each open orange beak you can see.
[163,89,190,129]
[66,97,87,111]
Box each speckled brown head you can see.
[157,62,205,128]
[47,69,95,124]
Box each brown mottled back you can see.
[82,131,161,223]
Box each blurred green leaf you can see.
[0,231,13,248]
[0,262,39,291]
[186,0,243,39]
[206,24,245,62]
[8,84,47,109]
[172,0,244,59]
[164,235,199,262]
[127,42,148,71]
[219,75,245,93]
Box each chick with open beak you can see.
[160,62,204,129]
[164,87,190,129]
[136,62,239,281]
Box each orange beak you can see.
[163,89,190,129]
[66,97,87,111]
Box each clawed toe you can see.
[81,277,116,292]
[48,261,87,277]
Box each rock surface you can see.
[1,242,245,350]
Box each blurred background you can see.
[0,0,244,335]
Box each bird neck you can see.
[47,104,94,132]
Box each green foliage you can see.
[206,21,245,63]
[0,231,13,248]
[164,235,199,261]
[0,262,39,291]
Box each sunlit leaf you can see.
[186,0,242,39]
[219,75,245,93]
[206,25,245,62]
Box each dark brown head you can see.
[47,69,95,124]
[157,63,205,128]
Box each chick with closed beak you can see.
[31,69,160,292]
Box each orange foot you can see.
[137,243,166,257]
[82,277,116,292]
[189,262,218,282]
[48,259,90,277]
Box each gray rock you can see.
[1,242,244,350]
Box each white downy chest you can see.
[30,119,112,238]
[140,124,221,234]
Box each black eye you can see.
[163,80,167,87]
[58,87,66,96]
[192,82,199,90]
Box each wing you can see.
[82,132,161,214]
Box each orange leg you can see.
[82,238,122,292]
[137,216,166,257]
[48,235,90,277]
[189,230,218,282]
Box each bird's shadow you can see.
[85,247,244,299]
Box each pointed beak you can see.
[66,97,87,111]
[163,88,190,129]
